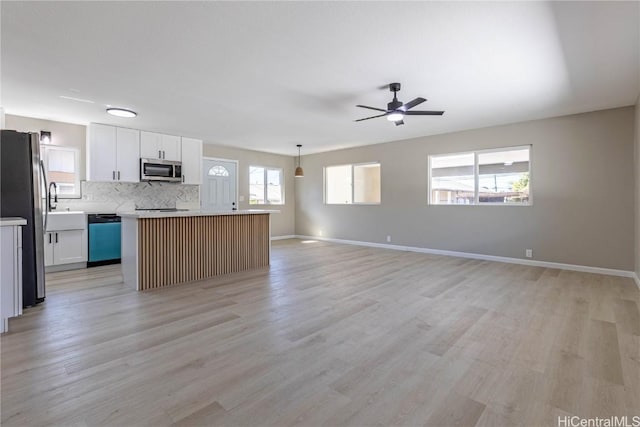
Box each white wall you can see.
[635,98,640,279]
[296,107,636,271]
[202,144,295,237]
[5,114,87,180]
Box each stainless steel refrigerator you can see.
[1,130,46,306]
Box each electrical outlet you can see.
[525,249,533,258]
[386,235,391,243]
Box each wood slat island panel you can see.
[122,213,271,291]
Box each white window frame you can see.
[324,161,381,205]
[428,145,532,206]
[40,144,81,199]
[249,165,285,205]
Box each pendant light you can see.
[295,144,304,178]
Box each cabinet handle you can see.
[158,150,161,159]
[118,171,121,180]
[49,233,52,244]
[55,233,58,243]
[112,171,116,180]
[163,150,166,159]
[182,175,185,183]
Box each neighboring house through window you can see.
[429,146,531,205]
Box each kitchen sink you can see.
[47,211,86,231]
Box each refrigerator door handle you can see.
[40,160,48,231]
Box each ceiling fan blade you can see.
[354,113,388,122]
[400,97,426,111]
[404,110,445,116]
[394,120,405,126]
[356,105,388,113]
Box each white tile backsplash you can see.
[55,181,199,213]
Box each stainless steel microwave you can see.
[140,158,182,182]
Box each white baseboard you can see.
[271,235,296,241]
[294,235,636,279]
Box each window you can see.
[325,162,381,204]
[208,165,229,176]
[41,145,81,198]
[249,166,284,205]
[429,146,530,205]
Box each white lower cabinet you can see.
[1,221,24,333]
[44,233,54,266]
[45,212,87,270]
[45,230,87,267]
[54,230,86,264]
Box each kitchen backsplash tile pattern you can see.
[55,181,199,213]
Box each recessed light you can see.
[106,108,137,118]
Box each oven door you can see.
[140,159,179,182]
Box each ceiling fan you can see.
[355,82,444,126]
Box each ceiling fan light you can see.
[106,108,137,118]
[387,112,404,122]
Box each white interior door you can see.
[201,159,237,211]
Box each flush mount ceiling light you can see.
[106,107,137,118]
[40,131,51,144]
[295,144,304,178]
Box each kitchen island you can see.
[118,210,277,291]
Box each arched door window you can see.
[208,165,230,176]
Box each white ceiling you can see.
[1,1,638,156]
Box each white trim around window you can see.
[427,145,533,206]
[40,144,81,199]
[324,161,381,205]
[249,165,285,205]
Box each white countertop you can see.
[0,217,27,226]
[117,209,279,219]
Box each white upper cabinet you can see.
[162,135,181,161]
[87,124,117,182]
[140,131,181,161]
[115,127,141,182]
[140,131,162,159]
[181,137,203,185]
[87,124,140,182]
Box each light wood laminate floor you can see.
[2,239,639,426]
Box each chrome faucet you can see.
[48,182,58,211]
